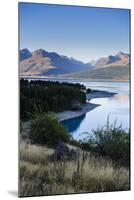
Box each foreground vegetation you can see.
[80,118,130,167]
[20,112,130,197]
[20,142,129,197]
[29,112,70,146]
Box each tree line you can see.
[20,79,86,120]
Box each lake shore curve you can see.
[56,90,116,122]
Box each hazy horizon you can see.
[19,3,130,62]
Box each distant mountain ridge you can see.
[20,48,32,61]
[19,48,91,76]
[65,52,130,81]
[92,51,129,68]
[19,49,130,80]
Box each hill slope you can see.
[64,52,130,81]
[68,66,129,81]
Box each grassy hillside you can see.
[67,66,129,81]
[20,142,129,197]
[19,113,130,197]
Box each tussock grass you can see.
[20,142,54,164]
[19,142,130,197]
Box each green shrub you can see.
[84,119,130,166]
[29,113,70,146]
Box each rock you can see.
[50,140,79,161]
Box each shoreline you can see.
[86,90,117,100]
[20,76,129,83]
[56,102,100,122]
[56,90,116,122]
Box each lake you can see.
[61,81,130,140]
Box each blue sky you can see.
[19,3,130,62]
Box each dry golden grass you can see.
[20,141,54,164]
[19,142,130,197]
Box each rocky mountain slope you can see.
[19,48,91,76]
[93,51,129,68]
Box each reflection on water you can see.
[61,114,86,133]
[61,82,129,140]
[113,94,129,105]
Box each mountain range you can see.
[92,51,129,68]
[19,49,130,80]
[19,48,91,76]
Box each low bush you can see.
[29,112,70,146]
[84,119,130,166]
